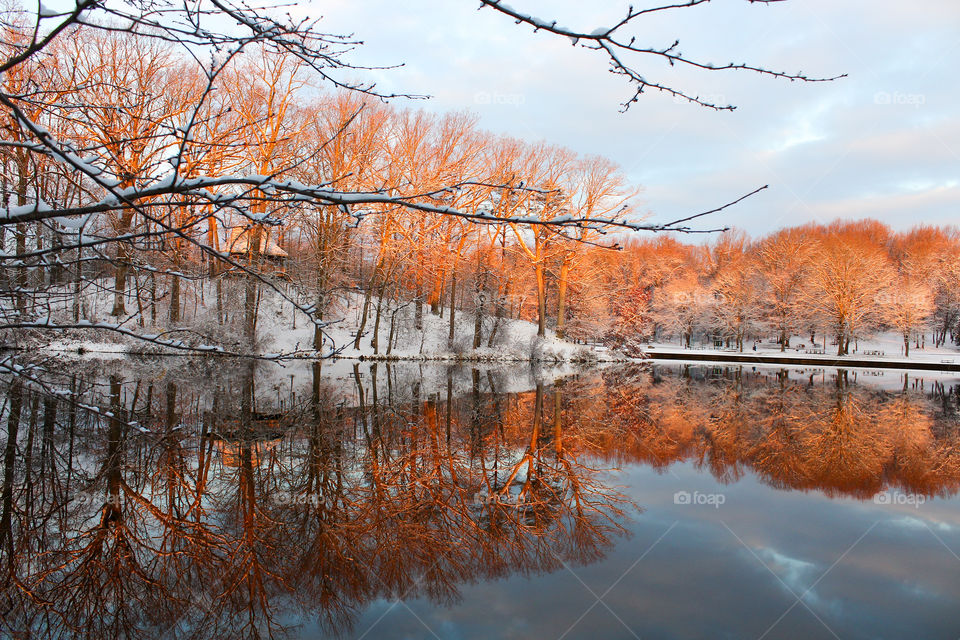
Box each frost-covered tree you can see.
[754,227,814,351]
[806,223,895,356]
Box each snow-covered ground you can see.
[14,277,958,368]
[259,290,618,362]
[18,282,624,362]
[650,359,960,389]
[643,331,960,368]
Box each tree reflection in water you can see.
[0,359,958,638]
[597,365,960,498]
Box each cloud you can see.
[303,0,959,235]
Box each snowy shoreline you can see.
[12,335,959,371]
[7,340,631,364]
[642,348,960,372]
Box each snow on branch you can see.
[0,170,759,232]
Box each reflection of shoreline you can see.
[642,349,960,372]
[0,360,957,639]
[0,365,633,640]
[592,365,960,501]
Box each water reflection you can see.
[0,360,958,639]
[0,360,631,638]
[596,366,960,499]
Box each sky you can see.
[299,0,960,238]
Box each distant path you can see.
[641,350,960,372]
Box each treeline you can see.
[0,23,637,352]
[588,221,960,355]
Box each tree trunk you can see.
[207,214,220,277]
[535,260,546,338]
[312,288,325,351]
[134,272,146,327]
[216,278,225,326]
[15,152,28,316]
[387,305,399,356]
[169,273,180,324]
[312,237,329,350]
[430,267,443,316]
[33,217,44,292]
[354,285,373,351]
[415,280,424,331]
[111,208,136,317]
[244,225,264,345]
[473,271,485,350]
[313,265,327,351]
[73,243,82,322]
[371,283,387,355]
[556,257,570,339]
[448,266,458,345]
[0,162,7,290]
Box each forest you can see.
[1,11,958,360]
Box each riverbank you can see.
[6,285,630,362]
[642,345,960,372]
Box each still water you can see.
[1,358,959,639]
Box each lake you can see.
[2,358,959,639]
